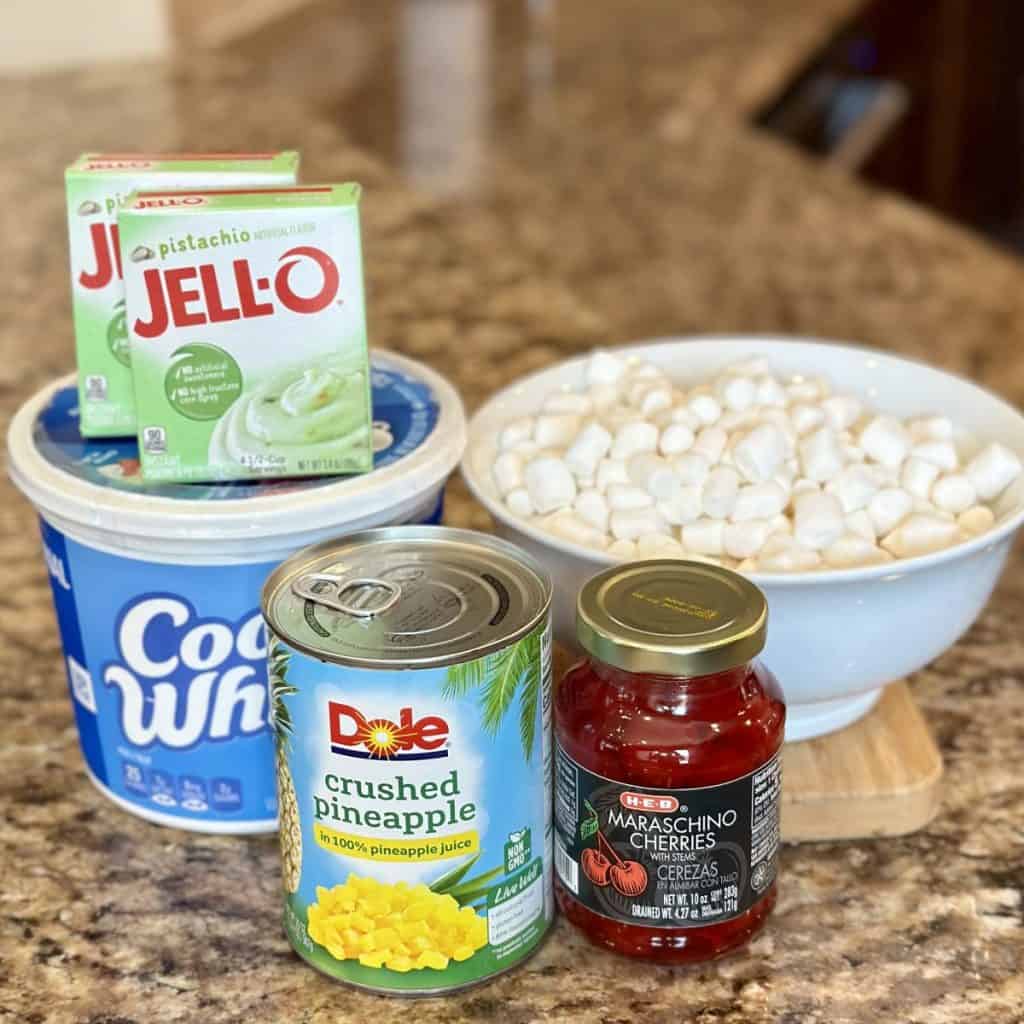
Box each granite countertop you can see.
[2,1,1024,1021]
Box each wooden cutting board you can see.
[781,681,943,842]
[551,647,942,842]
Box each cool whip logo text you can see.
[132,245,340,339]
[103,595,268,749]
[329,702,449,761]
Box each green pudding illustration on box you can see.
[65,152,300,438]
[119,184,374,482]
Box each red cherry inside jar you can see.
[554,560,785,963]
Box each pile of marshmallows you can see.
[488,352,1023,571]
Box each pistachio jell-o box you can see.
[65,152,299,437]
[119,183,374,483]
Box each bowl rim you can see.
[461,334,1024,587]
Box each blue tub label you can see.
[41,515,281,827]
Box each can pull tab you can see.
[292,574,403,617]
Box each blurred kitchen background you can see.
[8,0,1024,251]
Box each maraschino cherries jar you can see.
[554,560,785,962]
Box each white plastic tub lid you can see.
[7,350,465,542]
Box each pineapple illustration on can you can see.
[262,526,553,995]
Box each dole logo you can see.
[620,792,679,813]
[132,245,339,339]
[329,702,449,760]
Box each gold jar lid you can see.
[576,560,767,676]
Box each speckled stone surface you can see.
[2,1,1024,1021]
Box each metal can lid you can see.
[262,526,551,668]
[576,560,767,677]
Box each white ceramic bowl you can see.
[463,337,1024,741]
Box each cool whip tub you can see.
[7,351,465,832]
[66,152,300,437]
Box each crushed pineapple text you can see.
[306,874,489,972]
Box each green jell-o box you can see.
[65,152,299,437]
[119,183,374,483]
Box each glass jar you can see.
[554,560,785,963]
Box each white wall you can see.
[2,1,173,74]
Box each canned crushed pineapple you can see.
[262,526,553,995]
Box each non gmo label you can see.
[554,745,781,928]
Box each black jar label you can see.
[554,743,781,928]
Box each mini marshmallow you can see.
[758,540,821,572]
[595,458,630,491]
[933,475,970,516]
[682,519,725,555]
[718,409,761,432]
[825,464,884,513]
[499,417,535,450]
[586,351,627,385]
[760,532,793,557]
[767,513,793,536]
[958,505,995,535]
[611,421,660,460]
[820,395,862,431]
[755,375,788,407]
[792,477,820,495]
[800,427,846,482]
[728,357,771,377]
[965,442,1022,500]
[493,451,524,495]
[732,481,788,522]
[692,426,728,464]
[910,440,958,472]
[723,519,771,559]
[627,454,681,500]
[793,491,844,550]
[881,514,959,557]
[670,406,701,429]
[630,362,663,380]
[543,392,593,415]
[607,538,637,559]
[845,509,876,542]
[785,378,821,403]
[505,488,534,518]
[859,415,911,468]
[659,422,695,456]
[540,512,608,550]
[732,424,787,483]
[627,380,673,417]
[688,394,723,425]
[524,456,576,514]
[702,467,741,519]
[657,485,703,525]
[716,374,757,412]
[909,415,954,442]
[534,413,581,448]
[823,534,891,568]
[564,422,613,479]
[611,507,666,541]
[867,487,913,537]
[589,382,620,410]
[673,452,712,486]
[900,456,941,500]
[574,489,609,532]
[636,533,685,557]
[607,483,655,510]
[790,404,826,437]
